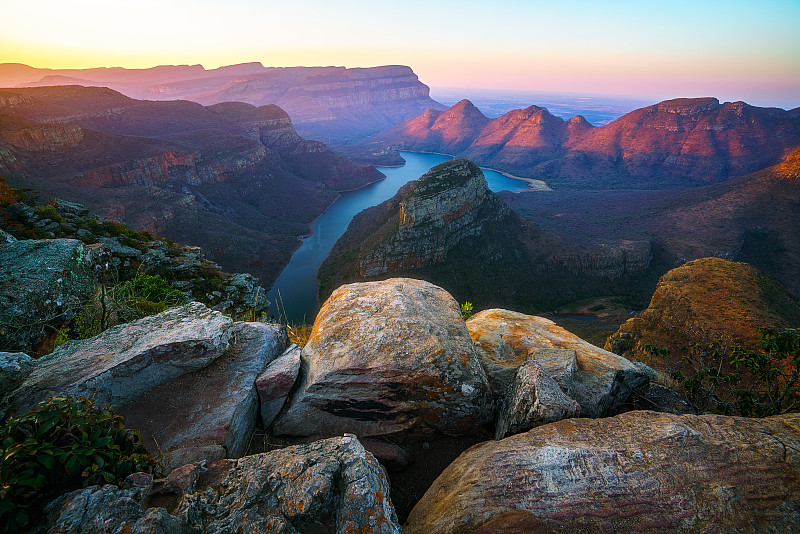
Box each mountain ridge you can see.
[375,97,800,188]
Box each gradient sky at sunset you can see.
[2,0,799,107]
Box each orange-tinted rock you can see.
[405,411,800,534]
[272,278,494,439]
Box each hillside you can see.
[318,159,662,312]
[375,97,800,188]
[502,146,800,297]
[0,86,383,286]
[0,63,444,144]
[605,258,800,369]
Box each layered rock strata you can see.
[405,411,800,533]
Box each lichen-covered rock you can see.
[467,309,649,417]
[0,238,98,353]
[119,321,288,461]
[45,435,402,534]
[255,344,301,428]
[7,302,234,413]
[405,411,800,534]
[273,278,494,439]
[45,484,186,534]
[0,351,34,397]
[494,358,580,440]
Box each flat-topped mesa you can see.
[399,159,488,229]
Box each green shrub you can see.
[0,396,156,533]
[32,204,63,223]
[112,274,187,323]
[460,301,474,321]
[667,327,800,416]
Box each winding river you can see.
[267,151,543,323]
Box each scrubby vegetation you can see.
[652,327,800,416]
[0,396,157,533]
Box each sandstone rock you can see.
[46,435,402,534]
[0,351,34,398]
[531,348,578,397]
[119,321,288,459]
[405,411,800,534]
[273,279,494,439]
[8,302,233,414]
[255,343,301,428]
[0,238,98,353]
[467,309,649,417]
[494,358,580,440]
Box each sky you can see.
[2,0,799,107]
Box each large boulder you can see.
[255,343,302,428]
[405,411,800,534]
[0,238,99,353]
[467,309,649,417]
[45,435,402,534]
[494,358,580,440]
[119,321,288,465]
[6,302,233,414]
[273,278,494,439]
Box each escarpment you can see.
[0,86,384,286]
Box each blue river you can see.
[267,151,540,324]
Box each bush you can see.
[667,327,800,416]
[0,396,156,533]
[460,301,474,321]
[112,274,188,323]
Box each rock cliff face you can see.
[2,63,444,144]
[0,86,383,286]
[359,160,508,277]
[376,97,800,188]
[319,158,656,312]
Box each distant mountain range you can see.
[0,63,444,144]
[0,85,383,286]
[374,97,800,188]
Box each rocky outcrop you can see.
[405,411,800,534]
[605,258,800,368]
[69,146,266,188]
[359,160,509,277]
[377,97,800,188]
[1,124,84,151]
[467,309,650,417]
[0,238,99,354]
[272,278,494,439]
[6,302,234,414]
[119,321,288,464]
[494,358,580,440]
[255,344,302,428]
[45,435,402,534]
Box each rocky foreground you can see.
[2,278,799,532]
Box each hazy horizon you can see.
[2,0,798,109]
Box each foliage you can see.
[664,327,800,416]
[112,274,188,324]
[460,301,474,321]
[0,396,156,533]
